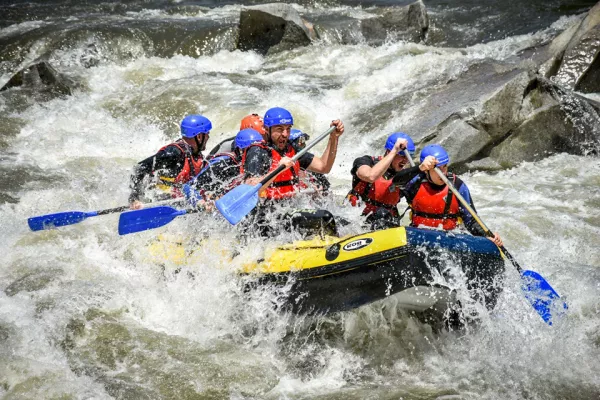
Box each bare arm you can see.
[355,138,406,183]
[306,120,344,174]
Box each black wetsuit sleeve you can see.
[299,152,314,170]
[128,146,184,203]
[402,173,425,204]
[194,158,240,197]
[350,155,375,177]
[392,166,421,186]
[243,146,272,177]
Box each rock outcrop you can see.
[236,3,317,55]
[552,2,600,93]
[313,0,428,46]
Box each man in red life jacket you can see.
[129,115,211,210]
[348,132,435,229]
[404,144,503,246]
[241,107,344,200]
[239,107,344,237]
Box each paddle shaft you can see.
[257,126,337,188]
[97,198,184,216]
[404,149,415,167]
[434,167,523,274]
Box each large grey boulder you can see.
[236,3,317,55]
[360,51,600,172]
[313,0,428,46]
[374,0,429,43]
[552,2,600,93]
[407,64,531,168]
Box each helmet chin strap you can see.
[193,134,205,154]
[425,170,432,182]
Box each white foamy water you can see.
[1,5,599,398]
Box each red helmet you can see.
[240,113,266,136]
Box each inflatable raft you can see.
[240,226,505,318]
[147,226,505,320]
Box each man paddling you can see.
[129,115,211,210]
[404,144,503,246]
[348,132,435,229]
[241,107,344,199]
[238,107,344,236]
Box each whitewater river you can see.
[1,1,599,398]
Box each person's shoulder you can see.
[354,154,375,165]
[450,172,466,188]
[243,143,271,165]
[161,142,185,156]
[352,155,375,172]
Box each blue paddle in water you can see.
[118,206,192,235]
[28,199,181,232]
[28,205,130,231]
[117,182,210,235]
[216,126,336,225]
[434,167,567,325]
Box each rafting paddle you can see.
[433,167,567,325]
[118,206,199,235]
[28,198,181,232]
[216,125,337,225]
[404,149,415,167]
[117,182,210,235]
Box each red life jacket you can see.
[410,173,461,230]
[156,140,205,197]
[240,142,300,200]
[347,156,401,216]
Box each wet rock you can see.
[395,59,600,171]
[553,2,600,93]
[0,61,79,97]
[575,51,600,93]
[374,0,429,43]
[237,3,317,55]
[538,18,583,78]
[313,1,428,46]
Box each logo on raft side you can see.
[342,238,373,251]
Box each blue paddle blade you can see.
[118,206,186,235]
[28,211,98,231]
[215,184,260,225]
[521,269,568,325]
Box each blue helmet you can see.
[289,128,304,141]
[235,128,263,150]
[420,144,450,166]
[181,115,212,138]
[264,107,293,128]
[385,132,415,155]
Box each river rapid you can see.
[1,1,599,399]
